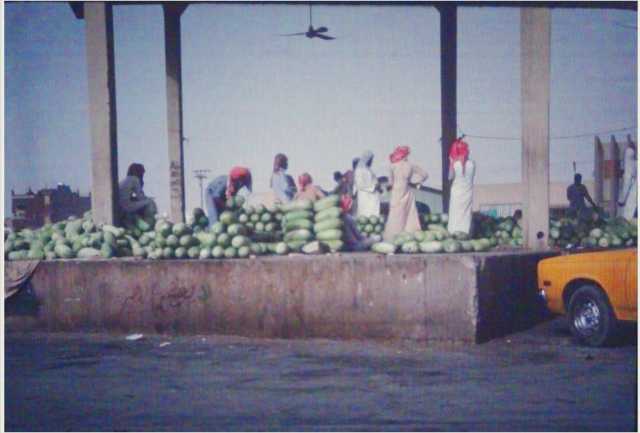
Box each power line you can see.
[552,125,637,140]
[611,21,637,29]
[458,125,637,142]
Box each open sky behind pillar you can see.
[4,2,637,216]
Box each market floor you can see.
[4,318,637,432]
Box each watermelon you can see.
[371,242,396,255]
[174,247,187,259]
[302,241,330,255]
[211,246,225,258]
[224,246,237,258]
[419,241,443,253]
[313,218,343,233]
[313,195,340,212]
[284,229,313,243]
[219,211,236,225]
[316,229,342,241]
[401,241,419,254]
[315,206,342,222]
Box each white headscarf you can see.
[357,150,374,169]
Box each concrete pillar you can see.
[594,136,604,205]
[438,5,457,213]
[84,2,118,225]
[164,4,186,223]
[521,8,550,249]
[608,135,621,217]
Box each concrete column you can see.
[521,8,550,249]
[608,135,621,217]
[594,136,604,205]
[439,5,457,213]
[84,2,118,225]
[164,4,186,223]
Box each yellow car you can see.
[538,248,637,346]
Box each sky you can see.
[4,2,637,216]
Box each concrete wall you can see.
[6,251,557,343]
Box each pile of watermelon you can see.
[472,212,636,250]
[548,216,637,249]
[277,194,345,254]
[5,201,637,261]
[472,213,523,247]
[356,215,384,242]
[370,215,495,255]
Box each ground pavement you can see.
[4,317,637,431]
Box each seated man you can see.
[119,163,157,223]
[340,195,375,252]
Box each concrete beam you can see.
[164,4,186,223]
[438,4,457,213]
[521,8,550,249]
[84,2,119,225]
[72,2,639,11]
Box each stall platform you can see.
[5,251,558,343]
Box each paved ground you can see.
[4,318,637,432]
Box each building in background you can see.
[472,181,597,218]
[473,135,635,219]
[10,184,91,230]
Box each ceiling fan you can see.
[280,4,335,40]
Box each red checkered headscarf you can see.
[298,173,312,191]
[389,146,410,163]
[449,138,470,174]
[227,166,252,199]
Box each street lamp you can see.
[193,169,211,209]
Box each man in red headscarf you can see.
[294,173,325,202]
[389,146,410,164]
[447,138,476,235]
[205,166,252,226]
[226,167,252,199]
[383,146,428,241]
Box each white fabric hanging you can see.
[620,145,637,220]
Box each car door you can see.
[626,250,637,317]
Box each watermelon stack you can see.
[203,196,254,259]
[243,204,283,245]
[370,230,493,255]
[356,215,385,243]
[370,213,494,256]
[311,195,344,253]
[421,212,449,229]
[279,199,315,252]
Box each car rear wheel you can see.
[568,285,617,347]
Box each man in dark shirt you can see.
[567,173,598,219]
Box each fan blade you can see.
[315,26,328,33]
[279,32,306,36]
[316,34,335,40]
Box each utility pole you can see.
[193,169,211,209]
